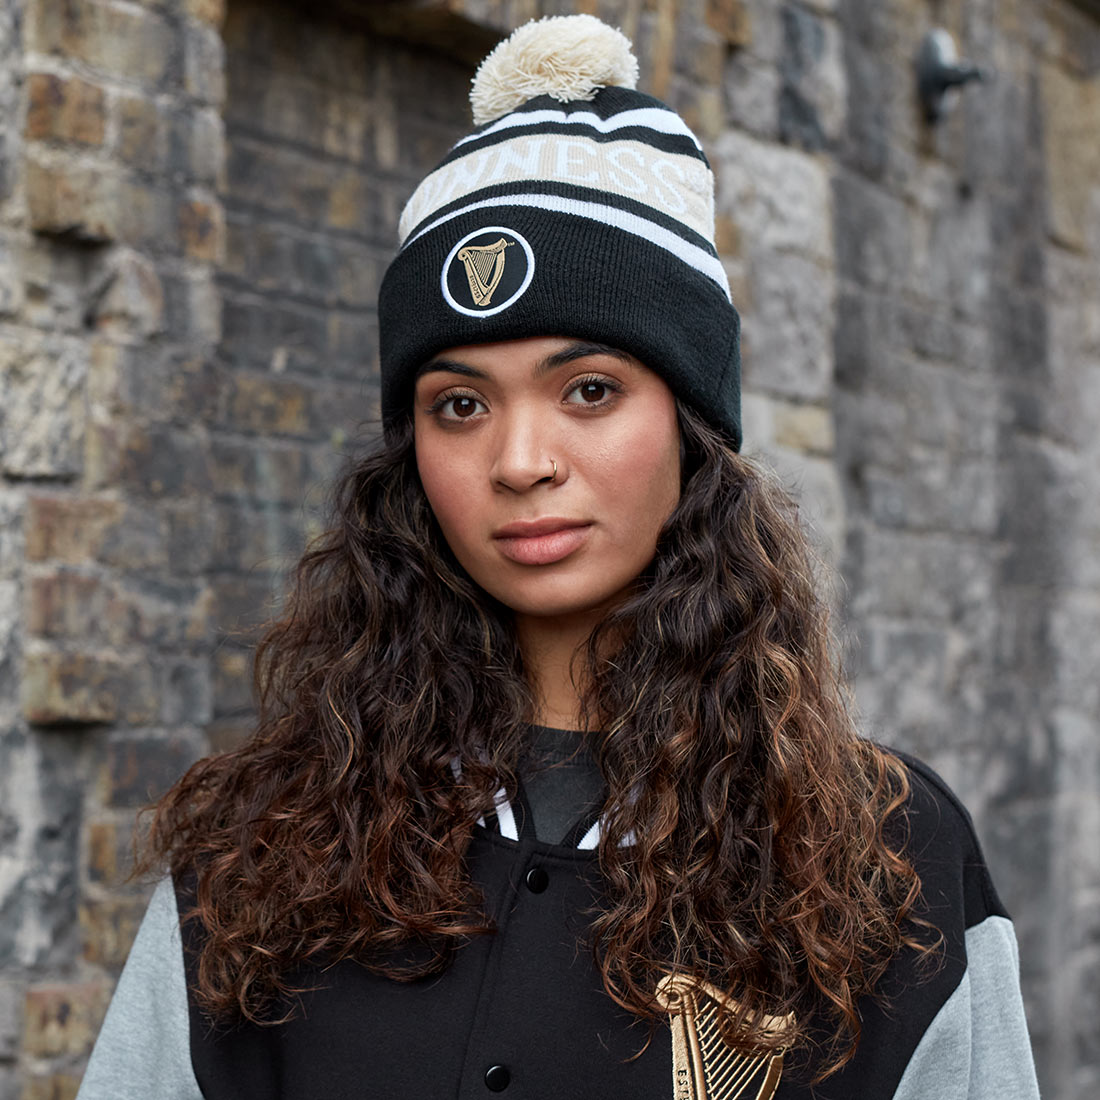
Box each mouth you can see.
[492,518,593,566]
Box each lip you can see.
[492,518,592,566]
[493,517,590,539]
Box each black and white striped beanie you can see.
[378,14,743,448]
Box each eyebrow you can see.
[415,341,634,382]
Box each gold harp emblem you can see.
[456,237,514,307]
[655,975,793,1100]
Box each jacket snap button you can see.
[525,866,549,893]
[485,1064,511,1091]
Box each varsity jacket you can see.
[77,754,1041,1100]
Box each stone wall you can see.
[1,1,228,1095]
[827,3,1100,1094]
[0,0,1097,1097]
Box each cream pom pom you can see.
[470,14,640,126]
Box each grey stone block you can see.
[721,51,781,140]
[837,37,889,180]
[0,978,20,1060]
[715,129,833,260]
[833,170,911,288]
[0,338,88,480]
[744,250,834,400]
[779,3,844,151]
[834,289,892,391]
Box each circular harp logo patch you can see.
[441,226,535,317]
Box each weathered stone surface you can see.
[0,580,20,711]
[178,197,224,262]
[21,983,109,1058]
[210,501,305,574]
[185,0,227,27]
[25,569,102,639]
[22,650,157,726]
[24,568,208,651]
[0,337,87,479]
[21,1074,82,1100]
[0,240,22,317]
[87,820,134,887]
[715,129,833,260]
[221,372,312,437]
[113,93,162,172]
[207,439,307,504]
[771,399,834,454]
[705,0,750,47]
[183,21,226,106]
[1040,58,1100,253]
[78,897,147,969]
[103,733,205,809]
[28,0,175,87]
[833,168,911,288]
[24,495,127,565]
[87,248,164,339]
[163,498,216,575]
[778,3,845,151]
[117,424,213,498]
[0,978,20,1060]
[0,490,24,581]
[743,250,834,400]
[171,107,225,188]
[112,178,174,250]
[24,154,119,241]
[213,647,252,716]
[24,73,106,145]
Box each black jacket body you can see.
[178,756,1018,1100]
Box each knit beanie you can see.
[378,14,742,449]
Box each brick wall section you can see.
[209,1,472,744]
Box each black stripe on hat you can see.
[498,86,682,122]
[440,123,708,169]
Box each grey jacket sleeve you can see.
[891,915,1041,1100]
[77,877,204,1100]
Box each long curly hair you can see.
[143,402,930,1078]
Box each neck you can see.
[515,609,606,730]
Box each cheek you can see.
[589,406,681,534]
[414,431,470,548]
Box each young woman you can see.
[78,16,1040,1100]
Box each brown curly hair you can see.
[142,401,931,1078]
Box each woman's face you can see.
[413,336,681,622]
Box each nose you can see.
[489,408,560,492]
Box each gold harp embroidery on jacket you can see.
[655,975,793,1100]
[457,237,514,306]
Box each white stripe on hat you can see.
[399,135,714,245]
[405,192,732,301]
[453,106,705,152]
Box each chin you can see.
[477,569,641,622]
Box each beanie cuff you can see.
[379,204,741,448]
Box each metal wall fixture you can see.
[916,29,984,123]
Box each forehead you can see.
[415,337,641,385]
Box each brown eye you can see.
[564,375,621,407]
[450,396,480,417]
